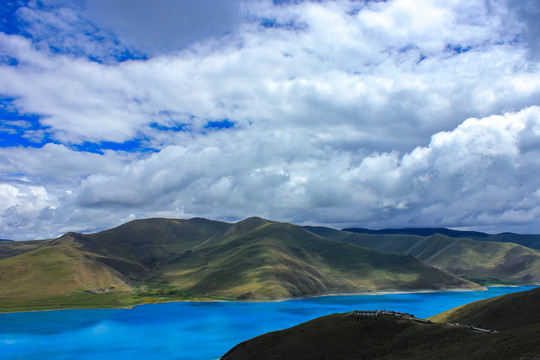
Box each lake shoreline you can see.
[8,285,540,314]
[210,286,489,304]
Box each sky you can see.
[1,0,540,240]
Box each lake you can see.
[0,286,536,360]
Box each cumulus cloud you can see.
[1,0,538,148]
[0,182,58,240]
[70,107,540,235]
[0,143,135,179]
[1,0,540,239]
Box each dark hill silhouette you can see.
[223,287,540,360]
[431,286,540,331]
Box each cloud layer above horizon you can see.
[1,0,540,239]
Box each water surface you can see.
[0,286,535,360]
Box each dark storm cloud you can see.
[82,0,244,55]
[488,0,540,59]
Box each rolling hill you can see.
[305,227,540,284]
[222,287,540,360]
[342,227,490,238]
[0,217,478,312]
[155,219,475,299]
[343,227,540,250]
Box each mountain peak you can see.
[227,217,270,233]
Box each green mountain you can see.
[343,227,540,250]
[152,219,475,300]
[343,227,490,238]
[477,232,540,250]
[0,217,478,312]
[222,287,540,360]
[305,227,540,284]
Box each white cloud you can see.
[2,0,538,149]
[0,183,51,213]
[66,106,540,235]
[0,182,58,240]
[1,0,540,239]
[0,143,135,179]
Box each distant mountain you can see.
[475,232,540,250]
[0,239,12,241]
[222,287,540,360]
[343,227,540,249]
[0,239,50,260]
[305,227,540,284]
[343,227,490,238]
[0,217,478,312]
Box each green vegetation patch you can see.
[459,277,522,286]
[0,291,140,313]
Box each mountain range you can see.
[341,227,540,250]
[1,217,539,312]
[305,226,540,284]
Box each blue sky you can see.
[1,0,540,239]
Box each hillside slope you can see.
[306,227,540,283]
[159,221,476,299]
[223,287,540,360]
[0,217,477,311]
[430,286,540,330]
[0,234,135,312]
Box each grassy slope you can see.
[78,217,231,270]
[0,218,232,312]
[429,286,540,330]
[0,235,131,297]
[0,239,48,260]
[223,287,540,360]
[0,217,479,311]
[0,234,136,312]
[161,221,477,299]
[306,227,540,283]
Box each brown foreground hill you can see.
[222,287,540,360]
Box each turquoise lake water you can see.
[0,286,536,360]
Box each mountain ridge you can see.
[343,227,490,238]
[305,226,540,284]
[343,227,540,249]
[0,217,479,312]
